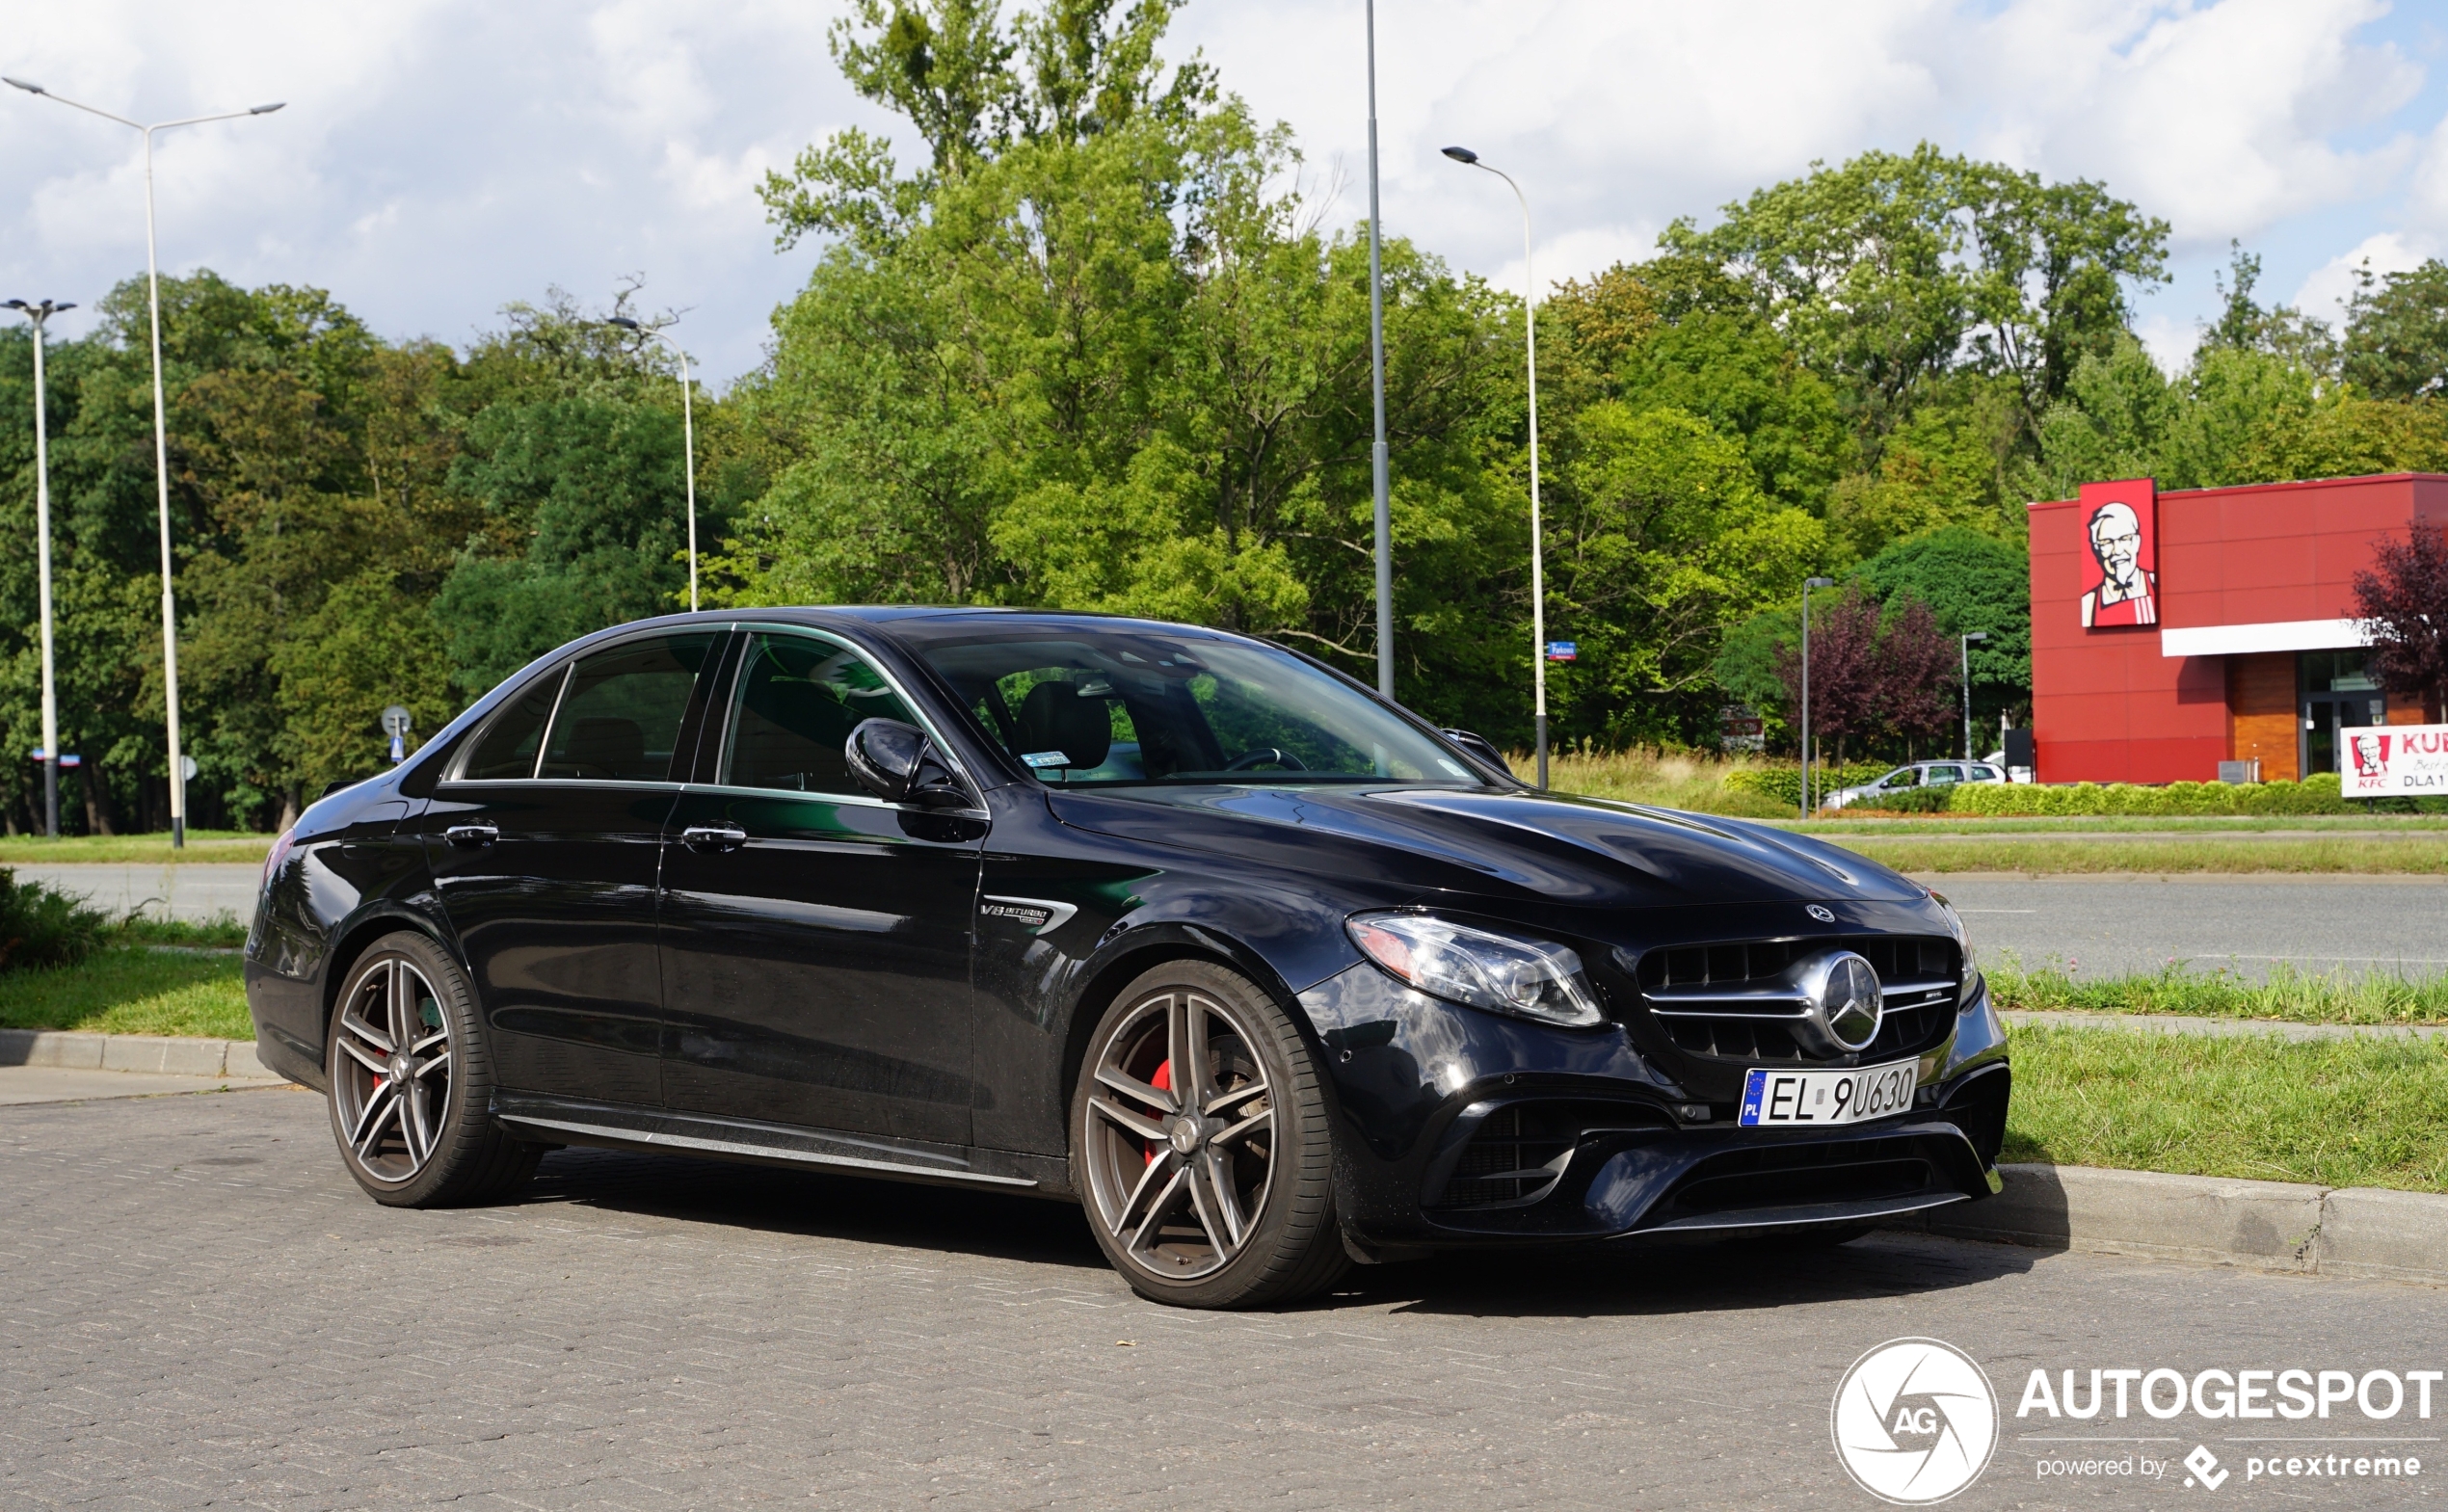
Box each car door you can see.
[658,627,987,1146]
[422,630,723,1104]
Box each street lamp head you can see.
[606,316,641,331]
[1440,146,1478,165]
[1964,631,1990,644]
[250,102,285,115]
[56,302,74,312]
[4,76,45,95]
[1805,576,1836,589]
[2,300,22,310]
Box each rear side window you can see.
[721,634,918,795]
[537,634,720,783]
[462,670,567,781]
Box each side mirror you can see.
[1440,728,1514,779]
[846,718,970,808]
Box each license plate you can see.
[1739,1059,1918,1127]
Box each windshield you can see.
[909,627,1487,787]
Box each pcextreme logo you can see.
[1832,1338,2000,1503]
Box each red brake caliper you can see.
[1145,1058,1173,1168]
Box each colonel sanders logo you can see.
[2352,730,2390,781]
[2079,499,2157,628]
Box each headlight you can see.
[1929,888,1978,996]
[1345,913,1606,1028]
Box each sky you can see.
[2,0,2445,386]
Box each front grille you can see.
[1632,935,1959,1065]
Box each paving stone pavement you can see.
[5,1087,2444,1510]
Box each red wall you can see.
[2028,473,2448,784]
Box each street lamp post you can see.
[6,298,74,838]
[6,77,284,847]
[1365,0,1393,699]
[1800,575,1835,817]
[1441,145,1548,789]
[607,317,701,613]
[1959,631,1989,760]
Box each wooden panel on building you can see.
[2388,692,2439,726]
[2227,652,2298,781]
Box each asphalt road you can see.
[5,1087,2442,1509]
[13,862,261,924]
[18,863,2448,981]
[1931,876,2448,980]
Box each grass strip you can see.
[1988,960,2448,1025]
[0,947,252,1039]
[2001,1025,2448,1193]
[1789,815,2448,835]
[0,832,272,866]
[1839,837,2448,874]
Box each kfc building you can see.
[2028,473,2448,784]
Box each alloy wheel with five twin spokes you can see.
[1081,985,1279,1282]
[331,953,454,1184]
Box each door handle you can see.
[443,823,498,849]
[681,825,748,852]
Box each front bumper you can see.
[1299,960,2010,1249]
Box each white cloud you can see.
[0,0,2440,383]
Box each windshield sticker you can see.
[1023,751,1071,768]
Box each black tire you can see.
[324,930,541,1207]
[1071,960,1349,1309]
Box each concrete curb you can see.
[2002,1009,2448,1042]
[0,1028,276,1080]
[1899,1163,2448,1286]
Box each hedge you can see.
[1724,763,1893,808]
[1948,774,2353,816]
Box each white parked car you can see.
[1822,760,2008,811]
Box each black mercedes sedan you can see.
[247,608,2009,1308]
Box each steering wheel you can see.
[1222,747,1307,772]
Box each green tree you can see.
[1854,526,2030,731]
[2343,258,2448,400]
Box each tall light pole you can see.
[7,78,284,847]
[6,298,73,838]
[1365,0,1393,699]
[607,317,701,613]
[1960,630,1989,760]
[1441,145,1547,789]
[1800,575,1835,817]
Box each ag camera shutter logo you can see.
[1832,1338,1999,1503]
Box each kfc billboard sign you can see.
[2077,479,2158,628]
[2343,724,2448,798]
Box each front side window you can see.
[1881,768,1918,789]
[721,633,919,796]
[536,634,720,783]
[462,669,566,782]
[908,629,1484,787]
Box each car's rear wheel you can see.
[1072,960,1348,1309]
[325,931,540,1207]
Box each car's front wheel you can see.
[325,930,541,1207]
[1072,960,1348,1309]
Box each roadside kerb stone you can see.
[2002,1008,2448,1042]
[1899,1162,2448,1286]
[0,1027,276,1079]
[2316,1186,2448,1285]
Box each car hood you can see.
[1043,783,1927,909]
